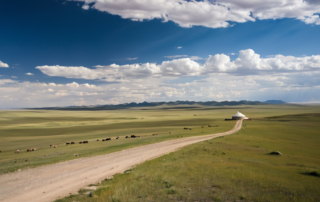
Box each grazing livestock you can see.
[33,148,37,151]
[131,135,140,138]
[71,142,75,145]
[153,134,158,136]
[102,139,105,141]
[52,145,57,148]
[66,142,70,145]
[97,139,99,141]
[0,151,1,153]
[183,127,192,130]
[83,141,89,144]
[125,136,129,138]
[15,150,20,153]
[27,149,31,152]
[79,141,83,144]
[116,137,119,139]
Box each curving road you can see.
[0,120,242,202]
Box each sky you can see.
[1,0,320,108]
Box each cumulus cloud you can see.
[0,60,9,68]
[36,49,320,81]
[76,0,320,28]
[204,49,320,73]
[1,69,320,108]
[26,73,34,76]
[177,46,183,49]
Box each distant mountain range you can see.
[263,100,286,104]
[30,100,286,110]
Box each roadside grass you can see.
[55,113,320,202]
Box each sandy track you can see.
[0,120,242,202]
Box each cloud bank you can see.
[78,0,320,28]
[36,49,320,81]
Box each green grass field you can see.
[1,104,320,202]
[51,105,320,202]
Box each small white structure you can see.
[232,111,248,120]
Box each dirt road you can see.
[0,120,242,202]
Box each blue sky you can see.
[1,0,320,108]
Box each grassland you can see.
[0,105,242,174]
[46,105,320,202]
[1,104,320,202]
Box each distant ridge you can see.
[30,100,269,110]
[263,100,286,104]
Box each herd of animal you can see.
[10,127,205,154]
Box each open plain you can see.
[1,104,320,202]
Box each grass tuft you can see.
[166,189,177,194]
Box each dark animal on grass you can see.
[15,150,20,153]
[50,145,52,147]
[71,142,75,144]
[32,148,37,151]
[27,149,31,152]
[66,142,70,145]
[105,138,111,141]
[97,139,99,141]
[83,141,89,144]
[269,151,283,155]
[102,139,105,141]
[52,145,57,148]
[116,137,119,139]
[79,141,83,144]
[126,136,129,138]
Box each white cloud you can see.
[160,58,202,76]
[82,4,90,10]
[11,76,18,79]
[177,46,183,49]
[127,57,138,61]
[1,69,320,108]
[26,73,34,76]
[204,53,237,72]
[0,60,9,68]
[0,79,17,85]
[164,55,188,59]
[36,49,320,81]
[189,56,203,60]
[77,0,320,28]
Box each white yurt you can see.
[232,111,248,120]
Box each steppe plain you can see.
[0,104,320,202]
